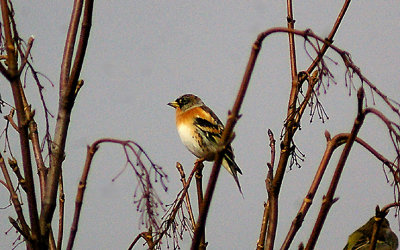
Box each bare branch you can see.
[128,231,154,250]
[281,132,348,249]
[8,157,26,192]
[306,0,352,74]
[176,162,195,230]
[67,138,167,250]
[66,143,98,250]
[68,0,93,90]
[0,0,41,245]
[57,172,65,250]
[151,162,199,249]
[0,60,11,80]
[59,0,84,90]
[355,137,400,185]
[380,202,400,215]
[0,153,30,240]
[18,36,34,74]
[194,161,207,249]
[305,88,366,249]
[257,129,276,249]
[191,20,259,249]
[41,0,94,239]
[286,0,298,80]
[263,1,351,243]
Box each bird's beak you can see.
[167,101,179,109]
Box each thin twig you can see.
[41,0,94,240]
[355,137,400,184]
[68,0,93,90]
[257,201,270,250]
[191,21,259,250]
[306,0,352,75]
[194,161,207,249]
[380,203,400,214]
[57,172,65,250]
[8,158,26,191]
[128,231,154,250]
[29,119,47,201]
[66,143,98,250]
[190,81,248,246]
[305,88,366,249]
[369,206,390,250]
[1,0,41,245]
[149,163,199,248]
[68,138,167,250]
[281,132,348,249]
[257,129,276,249]
[176,162,196,229]
[286,0,298,80]
[59,0,84,90]
[5,109,19,132]
[0,153,31,240]
[18,36,34,74]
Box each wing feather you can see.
[193,106,224,143]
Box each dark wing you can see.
[193,105,224,143]
[224,145,242,175]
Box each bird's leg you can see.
[195,158,205,167]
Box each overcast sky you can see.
[1,1,400,249]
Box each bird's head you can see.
[168,94,203,112]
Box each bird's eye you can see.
[179,98,188,106]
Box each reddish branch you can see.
[257,129,276,249]
[380,203,400,215]
[306,0,352,74]
[28,116,48,201]
[264,1,352,246]
[281,132,348,249]
[151,163,199,248]
[176,162,196,229]
[18,36,34,74]
[364,108,400,156]
[193,6,363,249]
[68,138,167,250]
[0,2,94,247]
[266,18,302,245]
[129,161,200,249]
[66,141,98,250]
[264,3,299,247]
[254,23,400,250]
[305,88,366,249]
[57,173,65,250]
[286,0,298,80]
[369,204,400,250]
[0,0,41,247]
[282,126,400,249]
[128,231,155,250]
[41,0,94,241]
[0,153,30,239]
[194,161,207,249]
[190,28,259,250]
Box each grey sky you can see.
[1,1,399,249]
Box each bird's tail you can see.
[222,155,243,196]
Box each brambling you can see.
[168,94,242,194]
[344,217,398,249]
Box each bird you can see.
[343,216,398,250]
[168,94,243,194]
